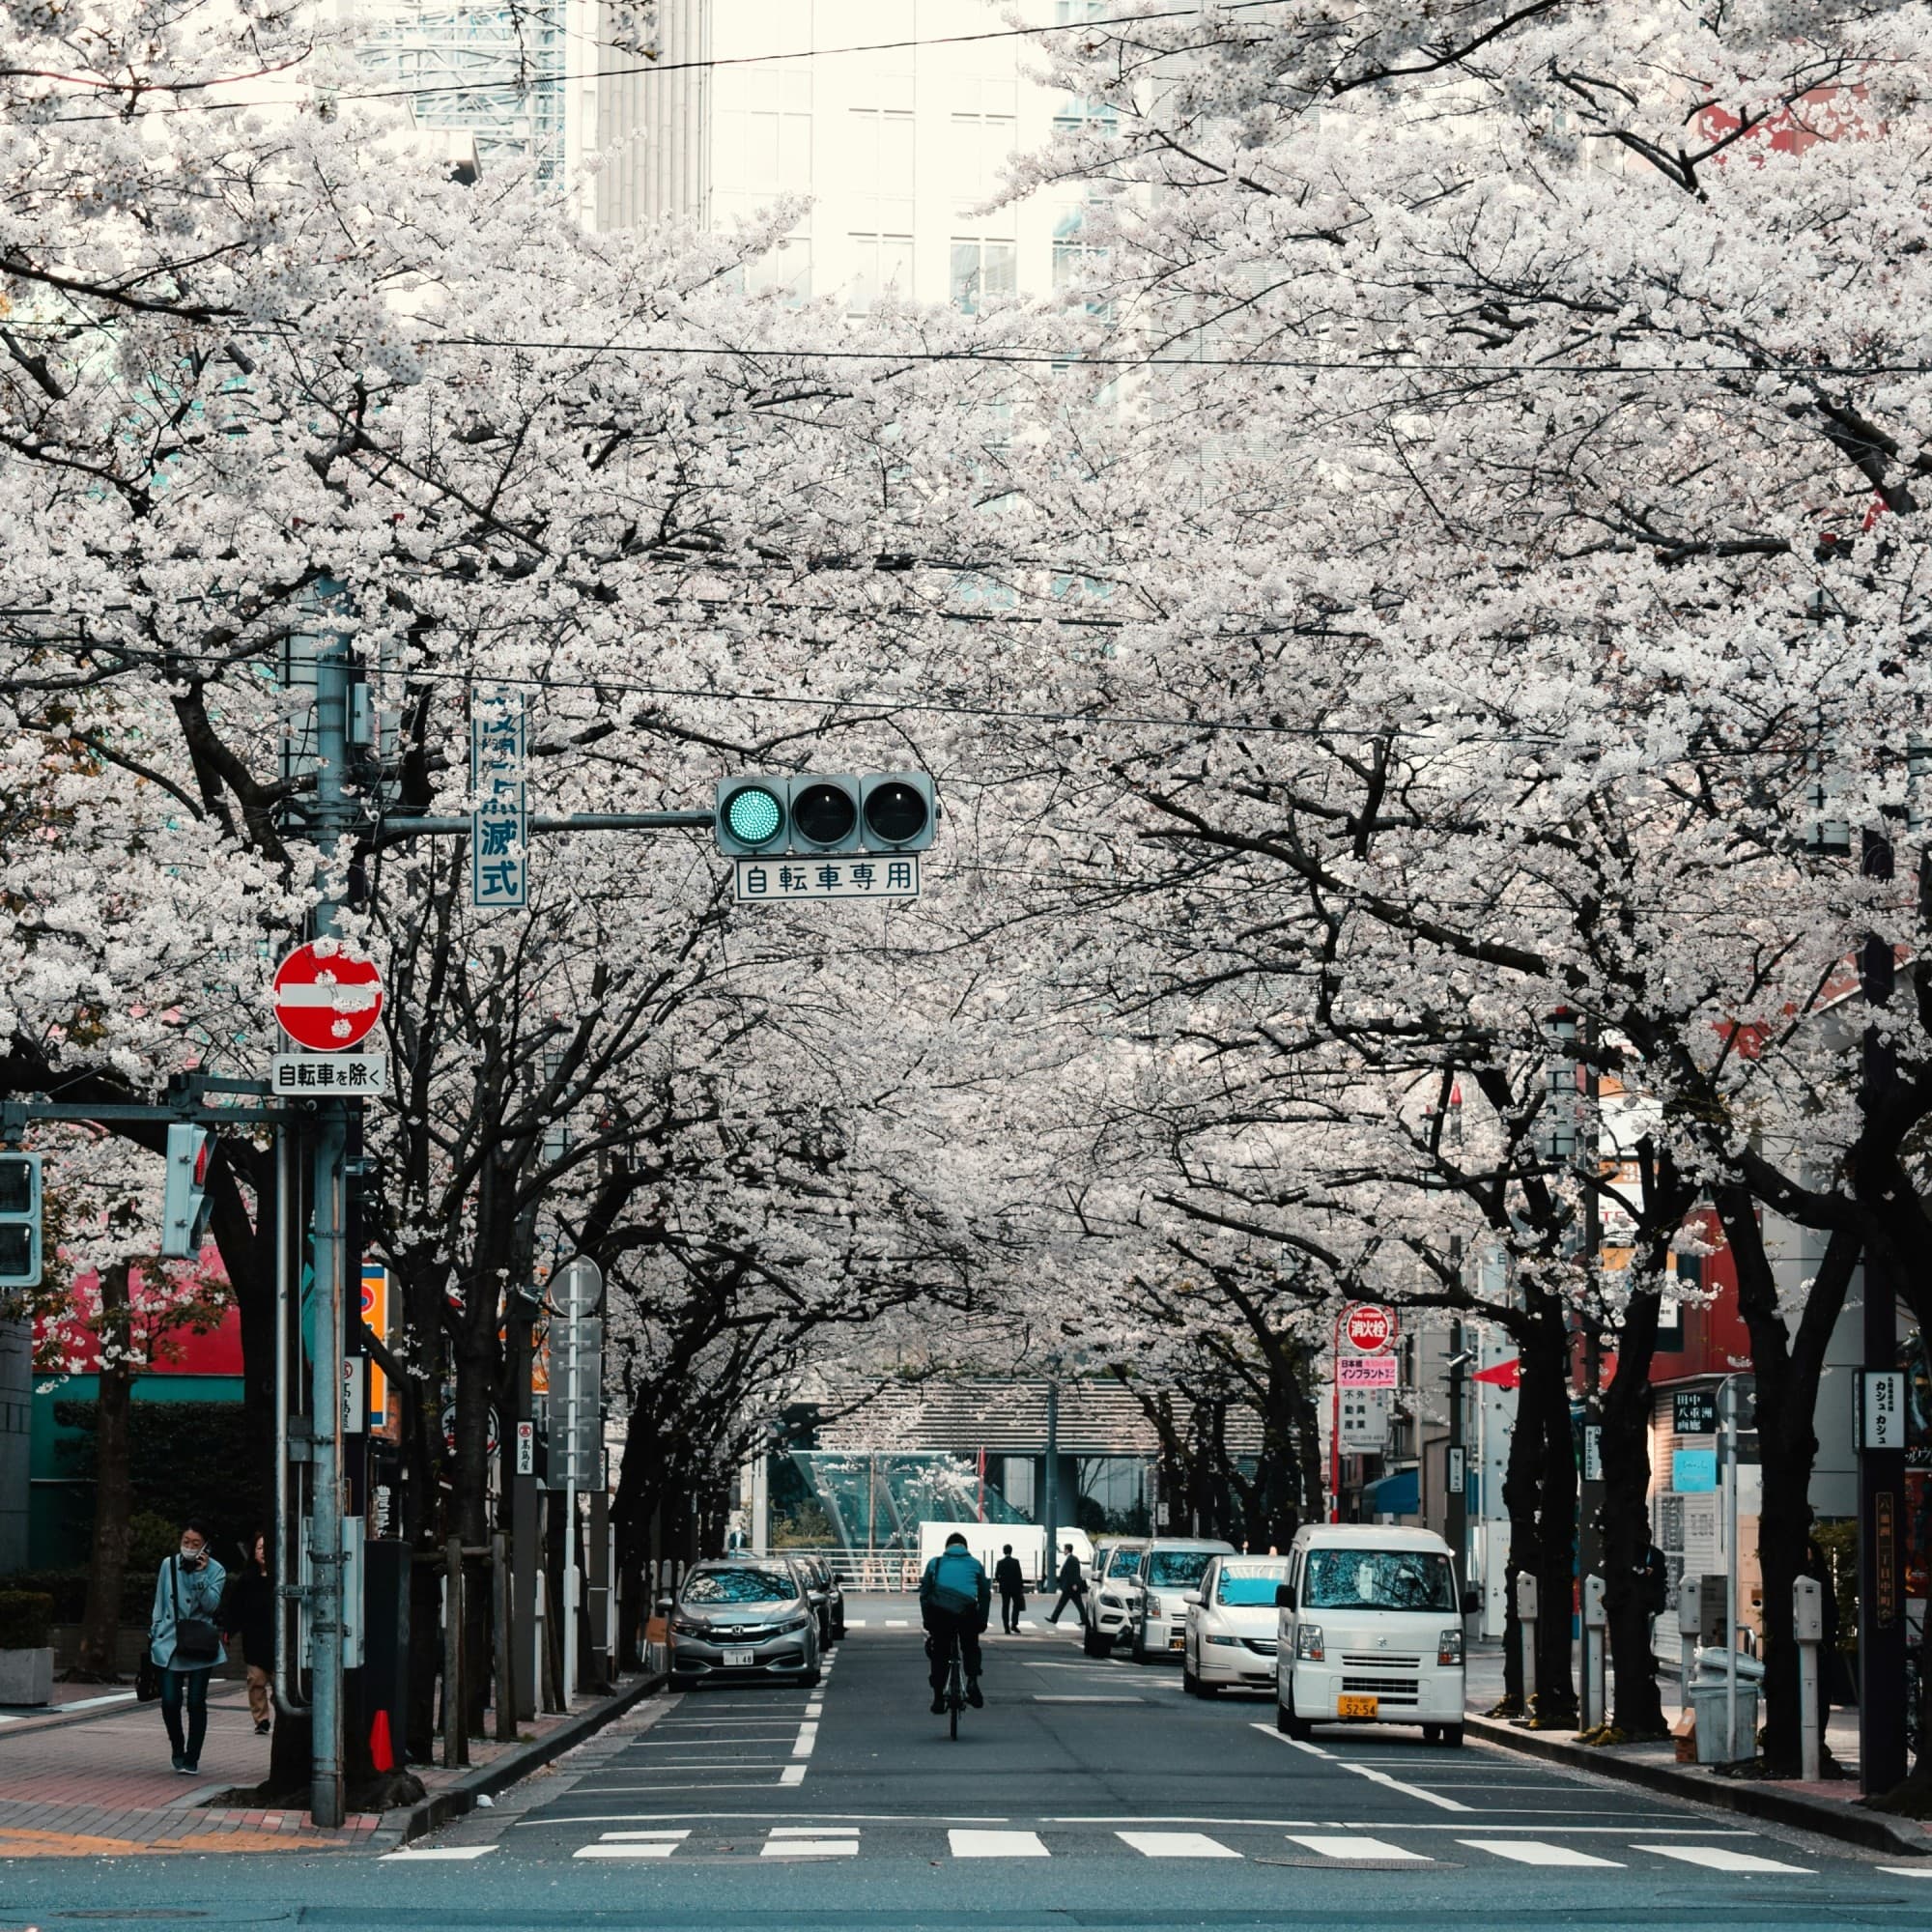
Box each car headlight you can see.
[1295,1624,1325,1662]
[1144,1596,1162,1617]
[781,1613,815,1634]
[1100,1592,1122,1608]
[1437,1626,1463,1665]
[669,1616,706,1637]
[1206,1634,1239,1647]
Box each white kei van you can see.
[1272,1524,1476,1747]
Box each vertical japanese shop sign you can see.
[471,687,528,909]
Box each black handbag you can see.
[170,1558,222,1666]
[134,1654,161,1702]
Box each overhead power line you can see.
[37,1,1287,123]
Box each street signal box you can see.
[160,1124,215,1261]
[715,772,937,857]
[0,1154,41,1289]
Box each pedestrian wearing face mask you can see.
[150,1519,226,1775]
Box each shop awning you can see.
[1361,1466,1420,1516]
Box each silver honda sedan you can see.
[666,1559,822,1688]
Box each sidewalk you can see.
[1464,1642,1932,1859]
[0,1672,658,1856]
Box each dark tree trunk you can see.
[1601,1284,1666,1738]
[75,1262,135,1680]
[1526,1295,1578,1726]
[1719,1190,1860,1776]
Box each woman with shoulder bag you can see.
[149,1519,226,1775]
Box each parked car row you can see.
[662,1551,845,1690]
[1079,1524,1479,1747]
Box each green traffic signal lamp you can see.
[715,778,788,855]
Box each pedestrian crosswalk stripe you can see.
[1634,1844,1813,1876]
[950,1828,1051,1858]
[1875,1867,1932,1878]
[1118,1831,1241,1860]
[1458,1839,1623,1868]
[380,1846,497,1861]
[763,1827,858,1857]
[577,1830,689,1861]
[1285,1834,1431,1862]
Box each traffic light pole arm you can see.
[2,1100,287,1130]
[375,810,712,846]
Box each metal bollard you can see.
[1582,1575,1607,1730]
[1515,1572,1539,1715]
[1793,1576,1824,1782]
[1678,1582,1700,1716]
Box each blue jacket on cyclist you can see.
[920,1533,990,1712]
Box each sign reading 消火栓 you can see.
[734,855,920,902]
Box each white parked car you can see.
[1084,1540,1148,1657]
[1181,1553,1292,1695]
[1273,1524,1476,1746]
[1127,1538,1236,1664]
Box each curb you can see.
[1465,1714,1932,1859]
[376,1671,666,1851]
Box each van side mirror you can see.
[1181,1591,1202,1607]
[1275,1583,1296,1610]
[1461,1589,1480,1616]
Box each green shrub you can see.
[0,1592,54,1649]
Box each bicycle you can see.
[945,1645,965,1740]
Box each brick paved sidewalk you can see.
[0,1677,645,1856]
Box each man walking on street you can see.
[994,1544,1026,1634]
[1046,1543,1089,1628]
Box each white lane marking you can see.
[806,1702,824,1719]
[843,1619,867,1628]
[1339,1760,1472,1812]
[1874,1866,1932,1878]
[886,1619,910,1628]
[763,1827,859,1858]
[1252,1723,1331,1759]
[950,1829,1050,1858]
[1636,1844,1814,1875]
[1033,1695,1145,1704]
[1018,1620,1037,1629]
[577,1844,682,1860]
[1459,1839,1623,1868]
[792,1722,818,1758]
[521,1812,1012,1826]
[1286,1834,1431,1863]
[381,1846,497,1861]
[781,1764,808,1786]
[600,1831,692,1841]
[1119,1831,1241,1860]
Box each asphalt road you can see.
[1,1614,1929,1929]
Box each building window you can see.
[847,108,915,233]
[714,62,813,209]
[848,233,913,311]
[951,239,1015,313]
[950,104,1017,213]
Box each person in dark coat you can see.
[221,1530,275,1736]
[993,1545,1027,1634]
[1046,1544,1089,1628]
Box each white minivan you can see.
[1273,1525,1476,1747]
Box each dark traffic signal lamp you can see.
[0,1153,42,1289]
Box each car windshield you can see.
[1217,1562,1291,1606]
[1302,1549,1457,1612]
[1147,1550,1216,1588]
[682,1568,796,1605]
[1108,1548,1144,1578]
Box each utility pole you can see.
[303,609,355,1830]
[1858,822,1908,1795]
[1041,1378,1059,1590]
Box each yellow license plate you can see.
[1337,1694,1378,1719]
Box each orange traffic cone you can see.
[370,1707,395,1773]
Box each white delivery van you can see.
[1273,1524,1476,1746]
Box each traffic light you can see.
[860,772,937,852]
[0,1153,41,1289]
[160,1123,215,1261]
[715,772,937,855]
[715,775,789,855]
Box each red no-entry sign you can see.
[272,942,384,1052]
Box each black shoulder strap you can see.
[170,1555,182,1620]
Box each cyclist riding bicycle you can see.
[920,1532,991,1714]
